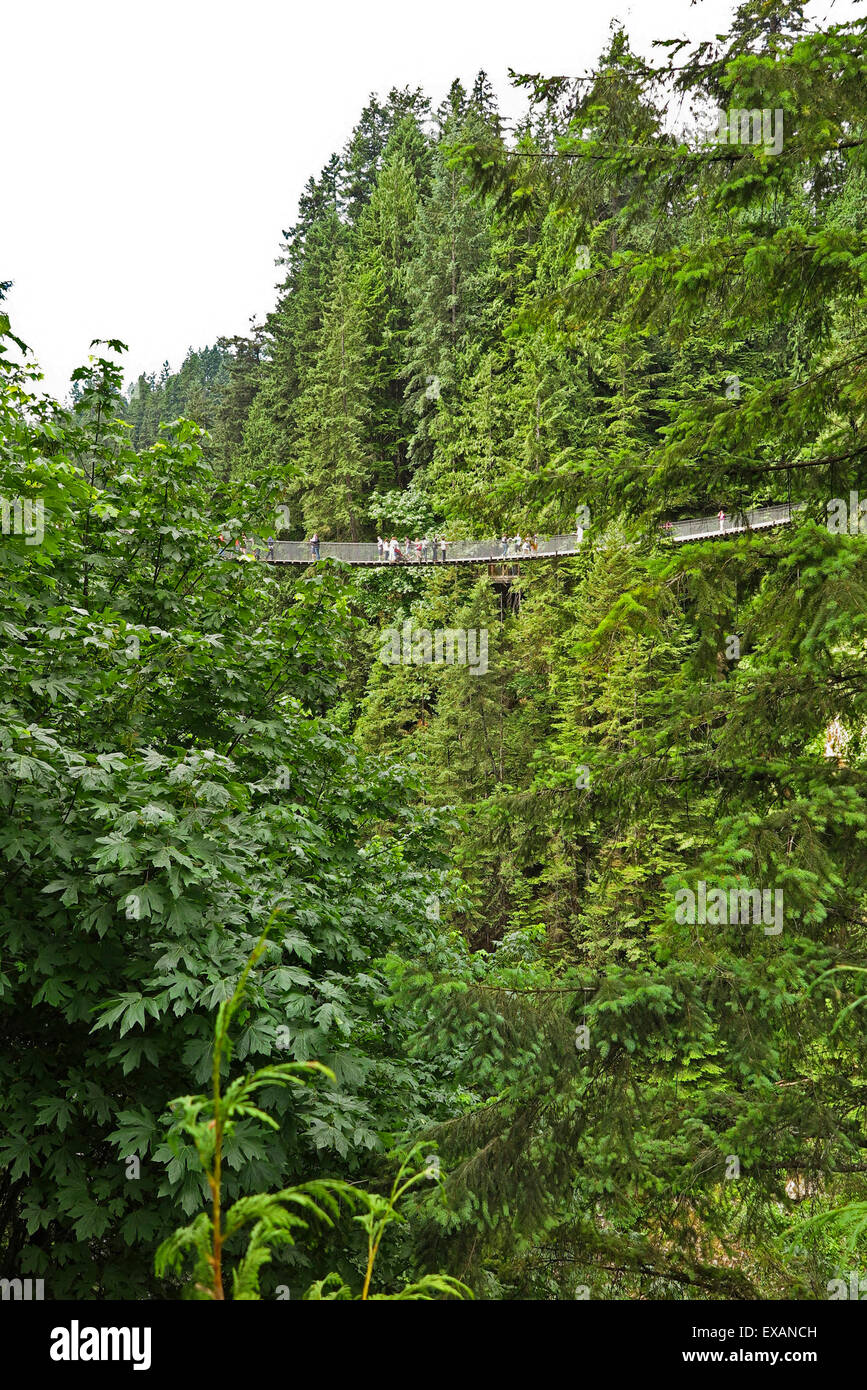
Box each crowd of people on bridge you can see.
[216,533,262,561]
[374,533,543,562]
[499,534,539,557]
[377,535,449,564]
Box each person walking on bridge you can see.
[422,535,430,562]
[266,536,275,562]
[500,534,508,558]
[432,534,440,564]
[439,537,447,564]
[718,509,725,533]
[310,532,320,562]
[377,535,384,562]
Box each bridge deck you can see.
[223,505,795,565]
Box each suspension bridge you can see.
[223,502,795,566]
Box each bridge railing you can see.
[264,535,582,564]
[270,540,381,563]
[668,502,793,542]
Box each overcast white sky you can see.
[2,0,859,400]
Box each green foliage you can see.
[156,922,471,1300]
[0,320,460,1297]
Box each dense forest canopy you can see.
[3,0,867,1304]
